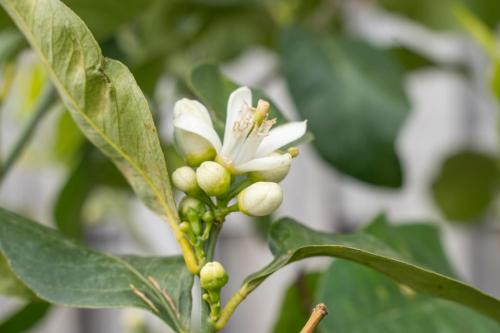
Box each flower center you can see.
[219,99,276,170]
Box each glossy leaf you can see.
[0,0,180,228]
[319,261,500,332]
[318,219,500,331]
[280,27,409,187]
[431,150,499,222]
[0,207,193,332]
[0,302,50,333]
[240,216,500,323]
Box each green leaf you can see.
[54,145,128,239]
[240,216,500,323]
[316,218,500,331]
[0,252,34,299]
[318,261,500,332]
[280,27,409,187]
[363,215,455,276]
[0,302,50,333]
[431,150,499,222]
[0,207,193,333]
[0,0,180,228]
[272,273,320,333]
[190,63,287,135]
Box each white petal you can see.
[256,120,307,157]
[174,98,212,124]
[235,153,292,173]
[224,86,252,145]
[174,99,222,152]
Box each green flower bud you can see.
[179,196,205,219]
[172,166,199,194]
[250,153,291,183]
[237,182,283,216]
[202,210,214,224]
[179,221,191,233]
[196,161,231,197]
[200,261,228,291]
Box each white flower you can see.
[237,182,283,216]
[173,86,307,174]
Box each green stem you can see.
[0,85,56,182]
[200,223,221,333]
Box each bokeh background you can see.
[0,0,500,332]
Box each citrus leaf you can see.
[0,207,193,333]
[0,0,181,231]
[316,219,500,331]
[239,217,500,324]
[319,261,500,332]
[280,27,409,187]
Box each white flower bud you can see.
[200,261,228,291]
[196,161,231,196]
[237,182,283,216]
[172,166,199,193]
[250,153,291,183]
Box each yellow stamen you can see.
[254,99,270,126]
[288,147,299,158]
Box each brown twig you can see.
[300,303,328,333]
